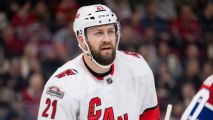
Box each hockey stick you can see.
[164,104,172,120]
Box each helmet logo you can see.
[96,6,105,11]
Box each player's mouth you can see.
[100,46,112,51]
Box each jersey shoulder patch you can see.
[52,59,80,80]
[119,51,152,77]
[122,51,142,59]
[55,69,78,79]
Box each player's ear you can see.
[77,35,87,50]
[77,35,83,43]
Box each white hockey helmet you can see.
[73,4,120,68]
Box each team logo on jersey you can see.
[46,86,64,99]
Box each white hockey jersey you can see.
[37,51,160,120]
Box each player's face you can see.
[86,24,116,65]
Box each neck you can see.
[83,54,111,74]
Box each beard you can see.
[88,41,116,66]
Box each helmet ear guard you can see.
[76,32,91,56]
[77,35,83,43]
[73,4,120,68]
[77,35,86,51]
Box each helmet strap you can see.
[78,22,121,69]
[83,37,112,68]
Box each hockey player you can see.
[38,4,160,120]
[181,74,213,120]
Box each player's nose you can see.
[103,32,111,42]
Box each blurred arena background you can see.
[0,0,212,119]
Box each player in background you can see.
[181,74,213,120]
[37,4,160,120]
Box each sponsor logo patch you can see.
[46,86,64,99]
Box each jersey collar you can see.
[82,56,115,80]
